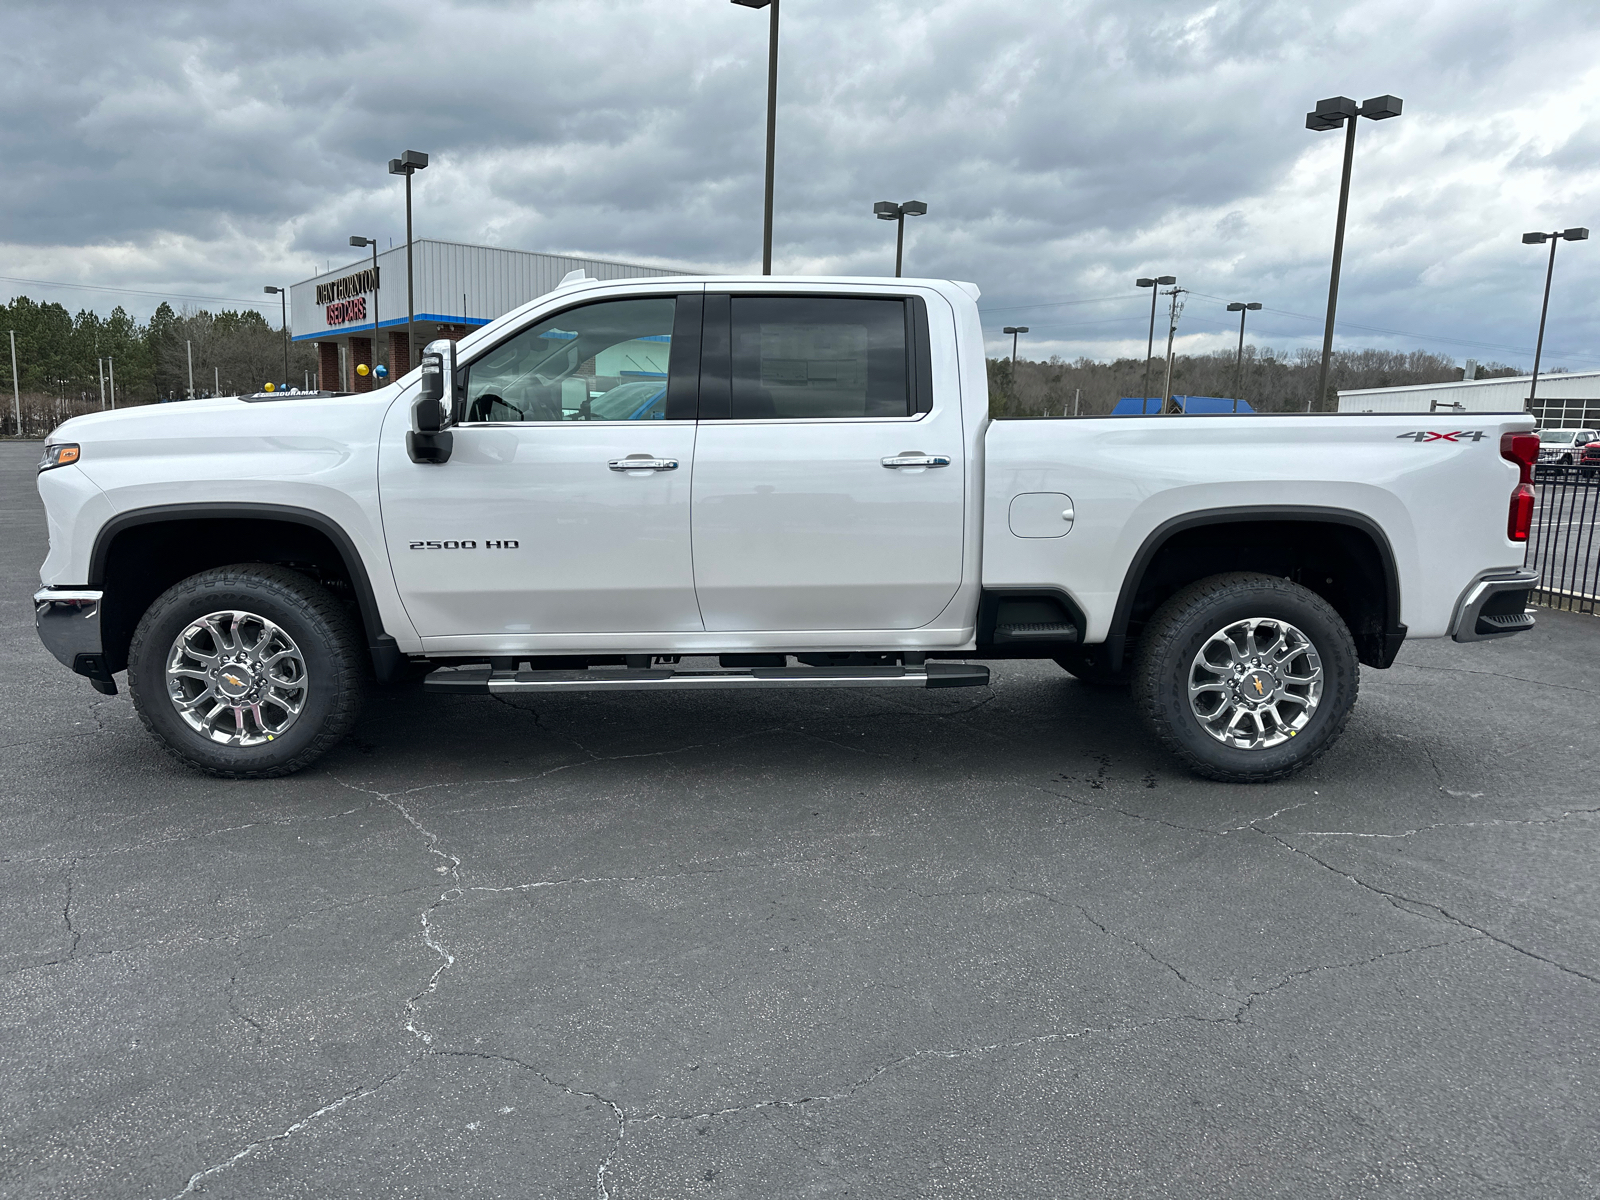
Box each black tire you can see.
[127,564,365,779]
[1053,648,1128,688]
[1132,572,1358,784]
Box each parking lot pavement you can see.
[3,437,1598,1200]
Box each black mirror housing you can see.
[408,339,459,463]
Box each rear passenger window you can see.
[728,297,910,419]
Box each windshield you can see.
[1539,431,1578,444]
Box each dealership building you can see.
[1338,369,1600,429]
[290,239,691,392]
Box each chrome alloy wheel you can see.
[164,610,309,746]
[1187,617,1324,751]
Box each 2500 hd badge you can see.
[408,539,520,549]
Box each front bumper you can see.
[1450,570,1539,643]
[34,588,116,694]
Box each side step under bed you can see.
[424,663,990,695]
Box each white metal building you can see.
[1338,369,1600,428]
[290,239,693,393]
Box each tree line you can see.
[987,345,1525,417]
[0,294,318,413]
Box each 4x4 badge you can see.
[1396,430,1488,442]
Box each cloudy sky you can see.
[3,0,1598,367]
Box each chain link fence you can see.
[1529,467,1599,615]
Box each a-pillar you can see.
[388,329,411,377]
[317,342,340,394]
[349,337,374,394]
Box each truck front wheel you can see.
[126,564,365,779]
[1132,572,1358,783]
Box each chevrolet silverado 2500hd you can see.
[34,274,1541,782]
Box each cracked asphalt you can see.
[3,437,1598,1199]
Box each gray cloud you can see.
[1,0,1597,368]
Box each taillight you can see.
[1502,432,1539,542]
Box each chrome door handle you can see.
[608,457,679,471]
[881,453,951,468]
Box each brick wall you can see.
[317,342,340,393]
[349,337,373,394]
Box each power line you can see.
[1181,288,1600,364]
[0,275,274,309]
[979,292,1144,315]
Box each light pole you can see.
[98,356,106,410]
[107,357,115,410]
[186,339,195,400]
[263,286,289,388]
[1305,93,1402,411]
[732,0,779,274]
[1002,326,1028,365]
[1521,227,1589,411]
[349,235,381,368]
[9,330,20,434]
[1160,287,1187,414]
[872,200,927,277]
[388,150,429,369]
[1225,301,1262,413]
[1137,275,1175,406]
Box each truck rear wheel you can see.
[127,564,365,779]
[1132,572,1358,783]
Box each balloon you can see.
[263,382,276,392]
[356,363,370,377]
[374,365,388,379]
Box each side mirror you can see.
[407,339,458,464]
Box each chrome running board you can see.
[424,663,989,695]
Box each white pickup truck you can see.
[35,274,1541,783]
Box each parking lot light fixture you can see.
[874,200,928,277]
[263,286,289,390]
[1522,227,1589,410]
[732,0,780,274]
[1002,325,1028,365]
[1225,301,1262,412]
[1305,93,1403,411]
[1137,276,1176,406]
[388,150,429,370]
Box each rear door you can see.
[688,290,965,632]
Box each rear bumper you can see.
[34,588,117,694]
[1450,570,1538,643]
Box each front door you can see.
[689,292,966,632]
[379,291,705,640]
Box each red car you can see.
[1579,440,1600,479]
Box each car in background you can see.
[1578,439,1600,479]
[1537,428,1599,468]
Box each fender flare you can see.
[1102,505,1404,671]
[89,502,405,681]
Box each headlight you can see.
[38,443,80,472]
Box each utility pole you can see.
[108,357,115,410]
[98,357,105,409]
[8,330,18,436]
[186,340,195,400]
[215,366,219,396]
[1160,287,1187,413]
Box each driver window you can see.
[463,297,676,422]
